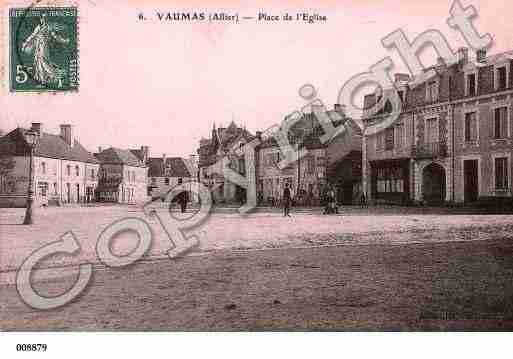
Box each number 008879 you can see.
[16,344,47,351]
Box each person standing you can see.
[178,191,187,213]
[283,183,292,217]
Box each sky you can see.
[1,0,513,158]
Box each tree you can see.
[0,155,16,193]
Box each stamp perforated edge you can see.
[1,0,81,95]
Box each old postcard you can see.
[1,0,513,355]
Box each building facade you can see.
[197,121,255,204]
[363,48,513,205]
[257,139,327,206]
[95,147,148,204]
[256,105,363,205]
[147,155,193,200]
[0,123,100,207]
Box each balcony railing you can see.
[412,142,447,159]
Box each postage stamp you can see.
[9,6,78,92]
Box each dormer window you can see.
[425,80,439,103]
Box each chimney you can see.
[30,122,42,135]
[394,73,410,82]
[476,49,487,63]
[437,57,445,66]
[140,145,149,164]
[457,47,469,64]
[97,146,102,153]
[59,124,74,146]
[255,131,262,140]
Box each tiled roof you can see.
[130,149,143,162]
[0,127,99,164]
[257,111,361,149]
[95,147,146,167]
[147,157,191,177]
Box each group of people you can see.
[169,184,347,217]
[281,183,339,217]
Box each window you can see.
[385,127,394,150]
[376,132,385,151]
[494,107,508,139]
[376,167,404,193]
[495,157,509,190]
[464,112,478,142]
[497,66,507,90]
[53,182,58,195]
[41,162,46,174]
[178,178,183,185]
[90,169,95,180]
[165,178,170,185]
[307,156,315,173]
[395,123,404,148]
[75,165,79,176]
[426,118,438,144]
[37,182,48,197]
[266,152,281,167]
[66,165,71,176]
[426,80,439,103]
[151,177,156,184]
[467,73,476,96]
[383,100,392,114]
[238,158,245,175]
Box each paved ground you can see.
[1,205,513,330]
[1,205,513,277]
[3,239,513,330]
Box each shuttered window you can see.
[494,107,508,139]
[464,112,477,142]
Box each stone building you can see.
[95,147,148,204]
[147,155,193,200]
[197,121,255,203]
[256,104,362,206]
[0,123,100,207]
[362,48,513,205]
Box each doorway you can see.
[464,159,479,203]
[422,163,446,205]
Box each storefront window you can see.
[376,167,404,193]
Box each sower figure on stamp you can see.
[283,183,292,217]
[21,14,70,86]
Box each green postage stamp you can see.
[9,6,78,92]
